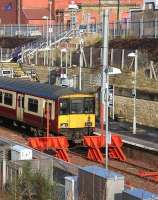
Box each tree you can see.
[5,162,61,200]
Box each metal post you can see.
[47,18,49,47]
[133,50,138,135]
[66,50,68,77]
[46,101,50,137]
[112,85,115,120]
[51,48,54,66]
[79,40,84,91]
[101,10,109,169]
[49,0,52,46]
[18,0,21,35]
[60,50,62,68]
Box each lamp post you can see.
[128,50,138,135]
[48,0,52,46]
[42,16,49,47]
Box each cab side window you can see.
[60,99,70,115]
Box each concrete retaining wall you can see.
[115,95,158,128]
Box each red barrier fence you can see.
[83,134,126,164]
[28,136,70,162]
[139,171,158,182]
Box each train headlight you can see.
[60,123,68,128]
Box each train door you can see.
[17,94,24,121]
[43,101,52,133]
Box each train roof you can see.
[0,77,81,100]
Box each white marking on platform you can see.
[123,139,158,152]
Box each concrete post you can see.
[65,176,78,200]
[44,51,46,66]
[1,48,2,62]
[11,24,13,37]
[21,47,24,63]
[69,50,72,68]
[121,49,125,70]
[140,17,144,38]
[155,18,157,38]
[35,49,38,65]
[90,47,93,68]
[110,48,114,66]
[28,54,31,65]
[2,150,6,191]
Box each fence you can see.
[0,24,70,38]
[109,19,158,39]
[1,20,158,39]
[0,157,79,200]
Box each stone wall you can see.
[115,95,158,128]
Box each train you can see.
[0,77,95,142]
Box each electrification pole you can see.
[101,10,110,169]
[133,50,138,135]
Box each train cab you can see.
[58,94,95,141]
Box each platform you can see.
[109,121,158,152]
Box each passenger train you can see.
[0,77,95,141]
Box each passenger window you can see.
[0,92,2,103]
[28,98,38,113]
[4,93,12,106]
[60,99,70,115]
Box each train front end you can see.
[58,94,95,142]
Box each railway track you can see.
[0,124,158,194]
[69,147,158,194]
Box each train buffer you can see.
[83,134,127,164]
[28,136,70,162]
[138,171,158,182]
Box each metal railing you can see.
[1,20,158,39]
[109,19,158,39]
[0,24,70,38]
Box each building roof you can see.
[22,8,51,20]
[0,77,79,100]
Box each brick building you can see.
[0,0,144,25]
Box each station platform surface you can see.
[108,120,158,152]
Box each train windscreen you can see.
[59,98,95,115]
